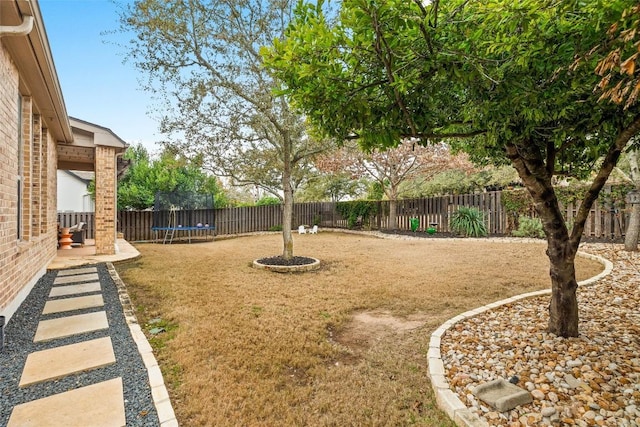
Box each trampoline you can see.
[152,192,216,244]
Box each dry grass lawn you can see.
[116,232,603,426]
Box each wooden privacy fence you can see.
[59,190,630,242]
[117,202,339,242]
[387,192,505,234]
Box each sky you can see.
[39,0,162,155]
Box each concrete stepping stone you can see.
[34,311,109,342]
[7,377,125,427]
[56,266,98,277]
[54,273,99,285]
[19,337,115,387]
[473,378,532,412]
[42,294,104,315]
[49,282,101,298]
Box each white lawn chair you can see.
[298,225,307,234]
[309,225,318,234]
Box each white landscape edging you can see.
[427,250,613,427]
[107,263,179,427]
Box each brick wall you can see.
[95,145,116,255]
[0,44,58,322]
[21,96,32,241]
[32,113,42,238]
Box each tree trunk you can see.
[282,131,294,260]
[387,184,399,230]
[506,120,640,337]
[546,237,579,337]
[624,202,640,251]
[388,198,398,230]
[534,190,580,337]
[505,142,580,337]
[624,149,640,251]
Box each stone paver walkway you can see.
[19,337,116,387]
[9,378,126,427]
[3,264,177,427]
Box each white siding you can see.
[57,171,94,212]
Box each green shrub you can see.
[256,196,281,206]
[336,200,378,229]
[449,207,487,237]
[268,225,283,231]
[512,216,545,239]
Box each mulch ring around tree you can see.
[257,256,317,266]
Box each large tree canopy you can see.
[119,0,331,259]
[264,0,640,336]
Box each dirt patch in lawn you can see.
[335,310,432,356]
[116,232,603,426]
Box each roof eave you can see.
[0,0,72,143]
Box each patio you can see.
[48,238,140,270]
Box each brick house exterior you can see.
[1,1,126,322]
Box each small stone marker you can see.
[472,378,533,412]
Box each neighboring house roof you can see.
[62,168,132,184]
[63,170,94,184]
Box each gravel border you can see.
[426,248,615,427]
[0,263,160,426]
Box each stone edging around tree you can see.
[425,251,614,427]
[252,257,321,273]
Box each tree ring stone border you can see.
[252,258,321,273]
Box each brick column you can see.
[20,96,32,241]
[40,127,49,235]
[94,145,117,255]
[31,114,41,237]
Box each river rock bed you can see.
[441,244,640,426]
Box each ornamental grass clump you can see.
[449,207,487,237]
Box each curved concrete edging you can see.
[426,250,614,427]
[252,257,321,273]
[106,263,179,427]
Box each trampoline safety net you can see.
[152,192,215,240]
